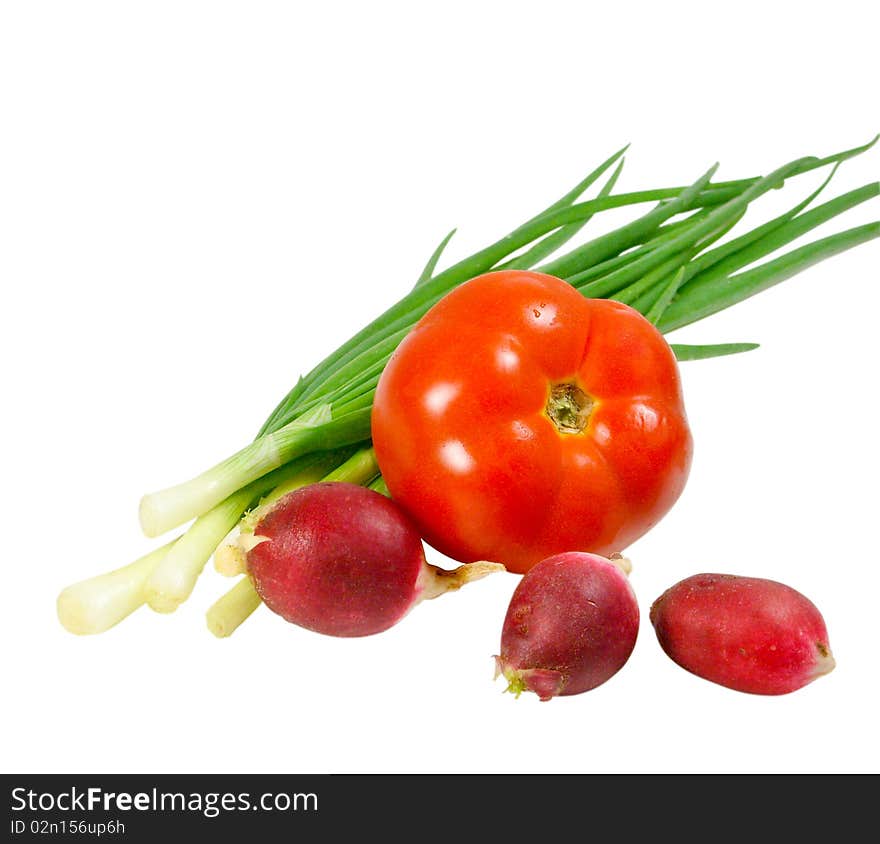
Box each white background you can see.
[2,1,878,775]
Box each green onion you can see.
[58,137,879,633]
[206,577,262,638]
[57,539,180,635]
[658,221,880,334]
[669,342,760,362]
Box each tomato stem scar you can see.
[546,383,594,434]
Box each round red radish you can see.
[495,551,639,700]
[245,481,502,637]
[649,573,835,695]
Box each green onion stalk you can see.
[57,137,879,636]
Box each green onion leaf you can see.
[497,156,626,271]
[659,221,880,333]
[671,342,760,361]
[413,228,457,289]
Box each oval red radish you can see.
[495,551,639,701]
[243,481,503,637]
[649,573,835,695]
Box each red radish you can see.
[649,573,835,695]
[495,551,639,701]
[243,481,503,637]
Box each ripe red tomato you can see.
[371,270,693,574]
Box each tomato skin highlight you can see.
[371,270,693,574]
